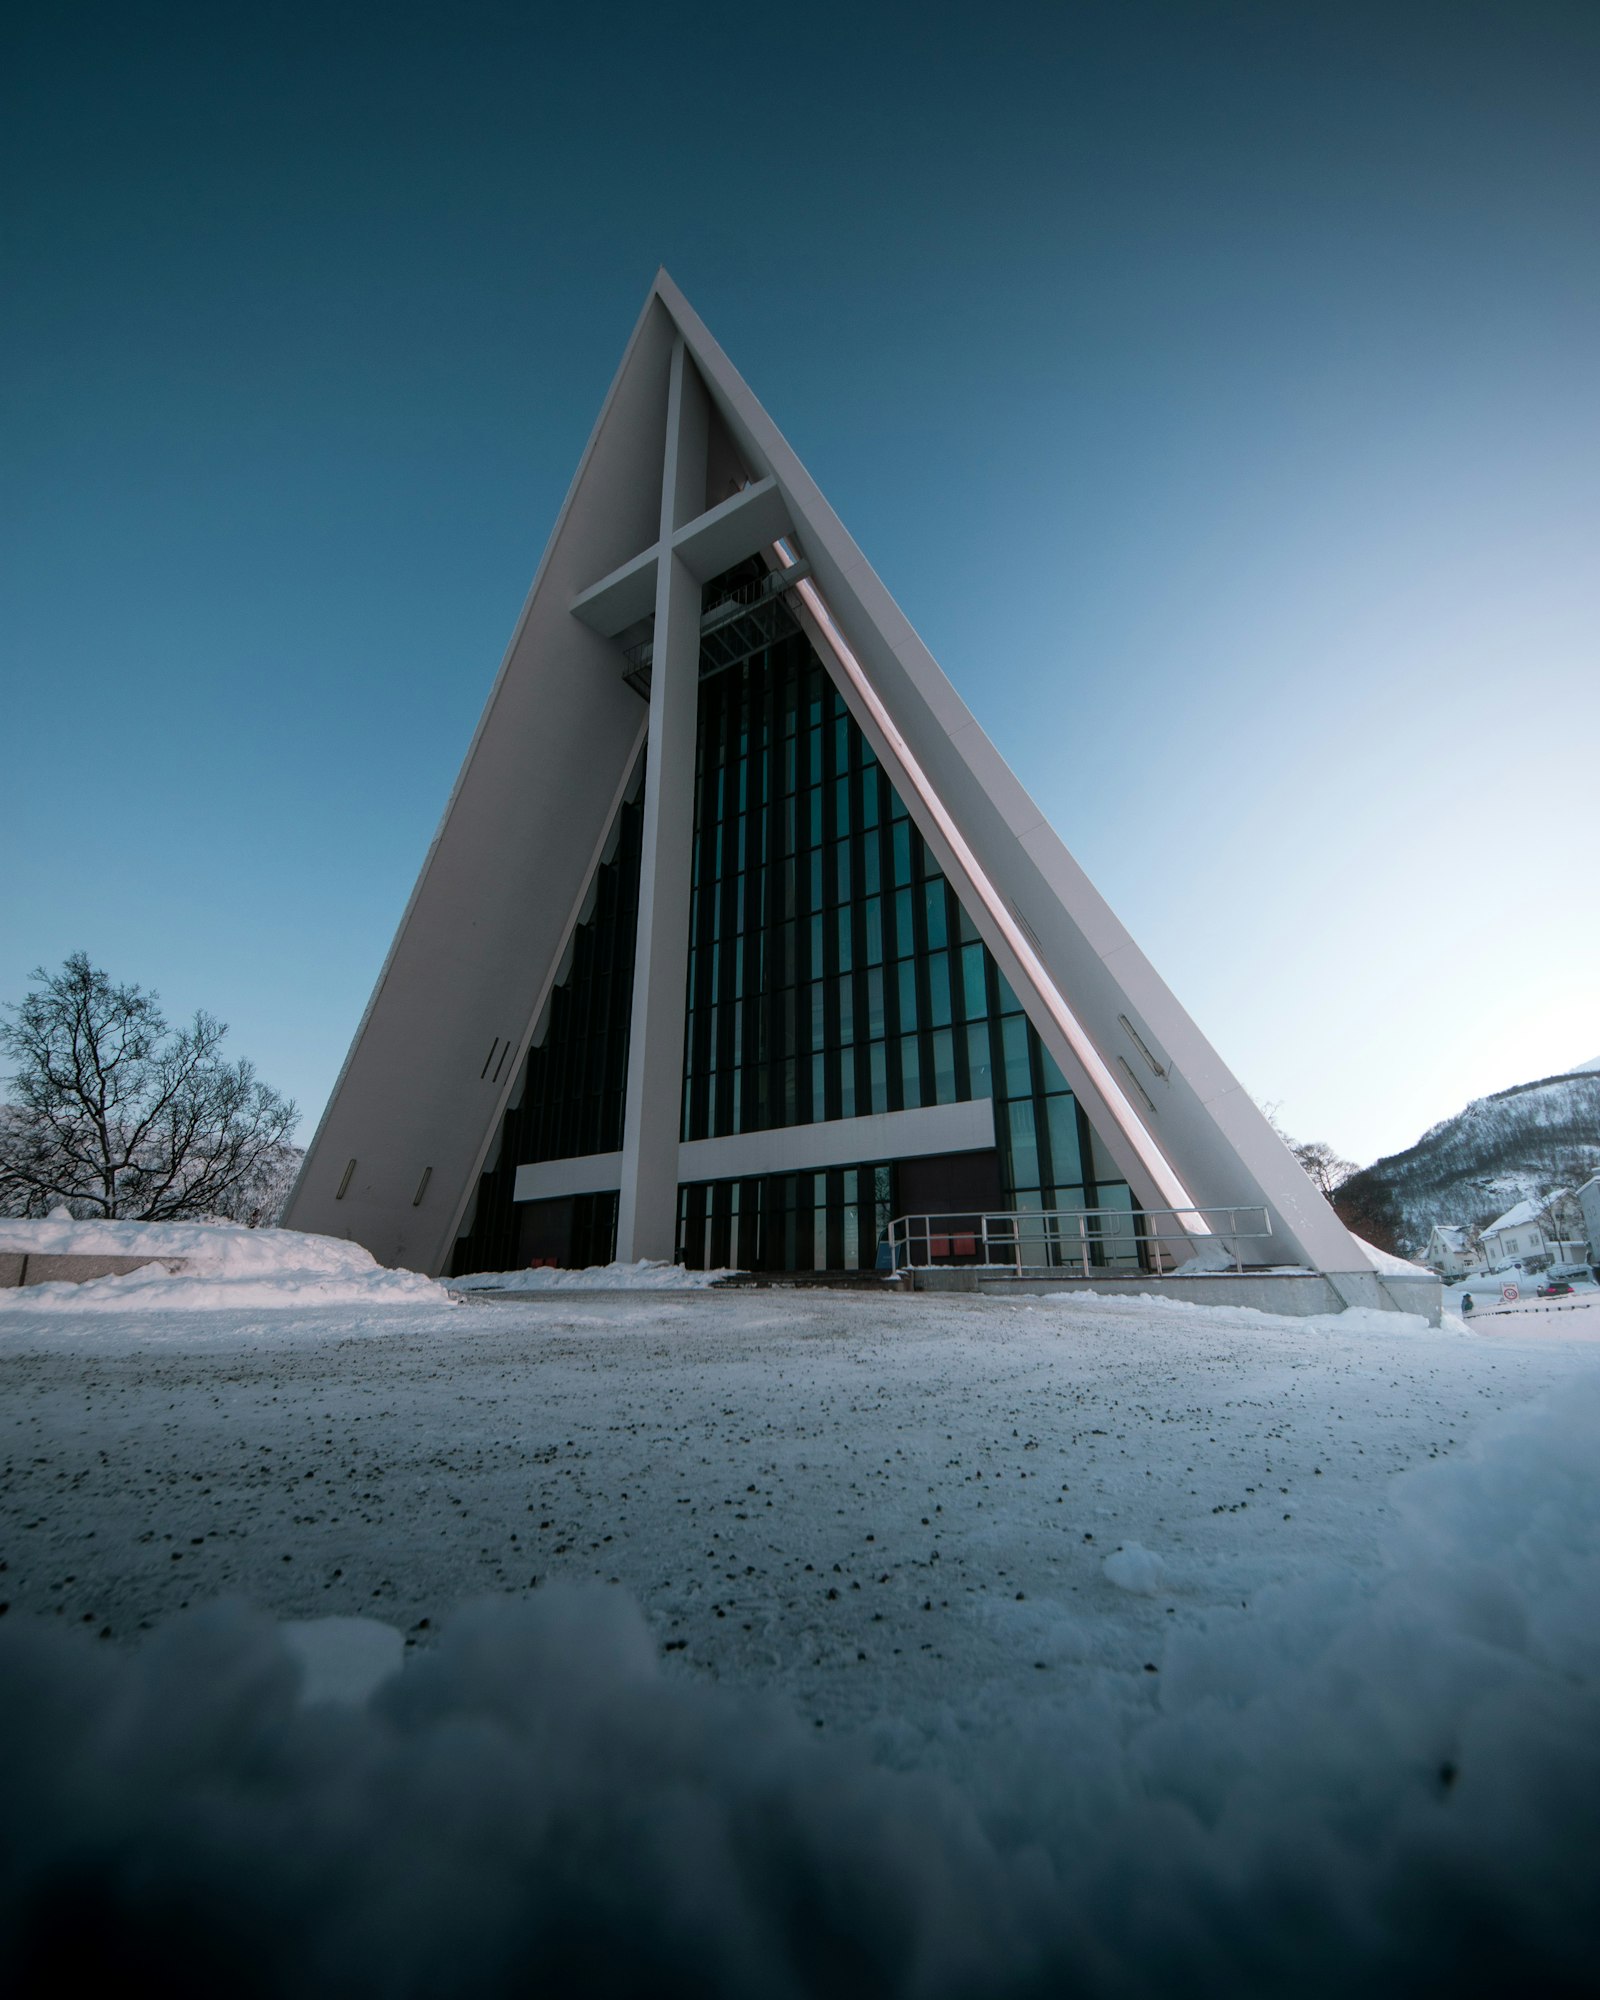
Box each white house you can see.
[1574,1177,1600,1269]
[1421,1224,1483,1280]
[1478,1194,1587,1272]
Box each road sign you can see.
[1501,1283,1519,1303]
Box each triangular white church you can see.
[285,272,1406,1312]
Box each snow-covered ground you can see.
[2,1251,1597,1992]
[453,1257,740,1292]
[1444,1271,1600,1342]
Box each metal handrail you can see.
[623,561,813,677]
[884,1205,1274,1279]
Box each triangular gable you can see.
[285,271,1379,1304]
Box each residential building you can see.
[1479,1194,1587,1272]
[1421,1224,1483,1280]
[1577,1177,1600,1269]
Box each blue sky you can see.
[4,0,1596,1166]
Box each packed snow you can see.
[1449,1275,1600,1343]
[0,1215,441,1312]
[1,1262,1596,1992]
[1353,1235,1431,1277]
[1102,1541,1167,1595]
[452,1258,740,1292]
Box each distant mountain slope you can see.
[1338,1070,1600,1254]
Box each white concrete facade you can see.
[514,1099,997,1209]
[283,271,1391,1308]
[615,341,709,1261]
[1578,1178,1600,1267]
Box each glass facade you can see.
[451,785,642,1276]
[676,1163,893,1275]
[676,579,1133,1270]
[454,570,1138,1277]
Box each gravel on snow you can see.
[1,1286,1583,1748]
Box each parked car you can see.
[1536,1281,1574,1298]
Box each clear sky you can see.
[4,0,1596,1168]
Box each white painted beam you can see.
[513,1099,997,1205]
[513,1153,625,1202]
[570,541,661,636]
[680,1098,993,1183]
[614,342,709,1261]
[670,475,792,583]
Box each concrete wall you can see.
[902,1268,1443,1324]
[0,1254,185,1288]
[1374,1273,1445,1321]
[1578,1178,1600,1264]
[282,294,676,1273]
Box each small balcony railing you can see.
[622,561,813,698]
[884,1205,1274,1279]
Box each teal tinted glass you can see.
[1046,1095,1083,1186]
[894,888,915,957]
[866,965,885,1037]
[927,952,951,1028]
[1002,1014,1032,1096]
[676,590,1133,1233]
[1008,1099,1040,1186]
[924,881,948,950]
[898,959,918,1032]
[962,942,987,1019]
[967,1021,993,1097]
[932,1029,956,1105]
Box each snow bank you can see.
[0,1215,442,1313]
[2,1372,1596,1994]
[1041,1288,1435,1336]
[453,1258,739,1292]
[279,1616,404,1707]
[1355,1234,1432,1277]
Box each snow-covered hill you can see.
[1340,1068,1600,1253]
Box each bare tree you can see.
[0,954,298,1222]
[225,1137,306,1228]
[1291,1138,1358,1199]
[1537,1188,1586,1265]
[1331,1171,1404,1256]
[1258,1101,1357,1198]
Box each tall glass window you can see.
[677,571,1135,1268]
[453,780,644,1274]
[462,561,1140,1278]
